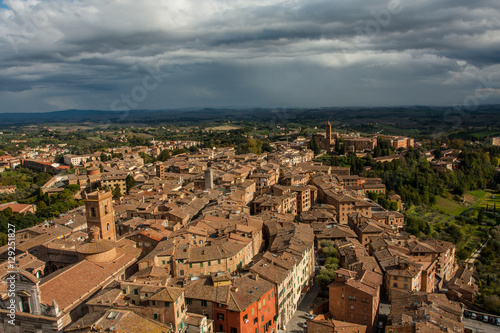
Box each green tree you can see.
[483,295,500,314]
[308,139,321,155]
[325,257,340,271]
[126,175,136,194]
[262,142,273,153]
[66,184,81,193]
[322,246,338,258]
[112,184,122,199]
[389,201,399,211]
[157,149,171,161]
[239,139,263,155]
[37,201,48,211]
[315,269,336,291]
[477,207,485,224]
[138,152,154,164]
[2,207,13,218]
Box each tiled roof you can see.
[148,287,183,302]
[39,243,140,313]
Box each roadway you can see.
[278,283,320,333]
[463,318,500,333]
[467,235,492,264]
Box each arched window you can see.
[104,205,108,215]
[107,223,110,231]
[91,207,96,217]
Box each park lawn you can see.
[434,196,467,216]
[468,190,489,201]
[464,190,491,217]
[463,189,500,217]
[406,205,489,259]
[479,190,500,209]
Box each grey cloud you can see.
[0,0,499,112]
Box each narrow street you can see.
[467,236,492,264]
[279,283,320,333]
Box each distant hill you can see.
[0,106,499,132]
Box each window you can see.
[218,313,225,320]
[165,302,170,307]
[404,284,408,289]
[122,289,126,294]
[393,283,398,288]
[208,261,211,266]
[263,299,266,306]
[189,263,193,268]
[180,270,184,276]
[231,328,238,333]
[261,315,264,322]
[134,289,138,295]
[152,301,156,305]
[153,313,158,320]
[186,298,192,305]
[20,296,30,313]
[91,207,96,217]
[162,260,166,265]
[252,308,254,315]
[218,259,221,264]
[258,302,261,310]
[200,262,203,267]
[243,314,248,322]
[104,205,108,214]
[268,294,271,301]
[177,310,179,318]
[219,325,224,332]
[201,300,207,307]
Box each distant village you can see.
[0,122,491,333]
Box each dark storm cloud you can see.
[0,0,499,112]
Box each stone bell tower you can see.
[326,121,332,146]
[85,190,116,241]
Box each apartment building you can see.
[328,268,382,333]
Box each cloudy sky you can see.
[0,0,500,113]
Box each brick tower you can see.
[85,190,116,241]
[326,121,332,146]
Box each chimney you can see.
[89,226,101,242]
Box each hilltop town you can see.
[0,121,499,333]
